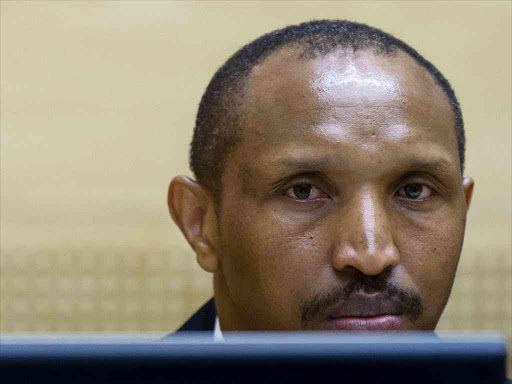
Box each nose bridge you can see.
[360,191,378,255]
[333,186,399,275]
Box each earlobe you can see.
[462,177,474,210]
[168,176,219,273]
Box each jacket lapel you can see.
[176,298,216,332]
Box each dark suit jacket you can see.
[176,298,216,332]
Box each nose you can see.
[332,189,400,276]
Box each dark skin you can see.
[169,47,474,332]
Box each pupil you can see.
[406,184,422,199]
[294,184,312,199]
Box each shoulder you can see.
[173,297,216,334]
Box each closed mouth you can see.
[325,293,404,330]
[329,314,403,331]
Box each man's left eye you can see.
[285,184,325,200]
[398,184,432,200]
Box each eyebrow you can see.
[402,158,458,175]
[269,155,457,176]
[272,156,342,173]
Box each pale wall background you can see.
[1,0,510,366]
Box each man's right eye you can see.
[293,184,312,199]
[285,184,326,201]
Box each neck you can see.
[213,270,252,331]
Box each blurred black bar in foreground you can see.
[0,333,508,383]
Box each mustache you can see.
[300,275,423,326]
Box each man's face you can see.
[213,47,472,331]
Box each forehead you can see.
[245,46,452,111]
[229,46,459,181]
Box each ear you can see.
[462,177,474,210]
[168,176,219,273]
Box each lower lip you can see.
[330,315,403,331]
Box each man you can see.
[168,19,474,334]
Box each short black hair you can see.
[190,19,465,201]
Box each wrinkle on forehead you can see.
[313,120,411,149]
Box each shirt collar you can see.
[213,316,224,342]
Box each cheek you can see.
[218,203,329,326]
[398,210,465,315]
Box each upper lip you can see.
[325,293,402,319]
